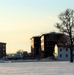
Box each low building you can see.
[53,44,74,61]
[6,52,23,60]
[23,51,28,59]
[0,42,6,58]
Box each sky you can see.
[0,0,74,53]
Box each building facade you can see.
[41,33,57,57]
[30,36,41,58]
[54,44,74,61]
[0,42,6,58]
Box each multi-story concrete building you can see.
[30,36,41,58]
[41,33,56,57]
[0,42,6,58]
[40,32,68,58]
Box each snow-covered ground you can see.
[0,61,74,75]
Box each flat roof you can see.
[30,36,40,40]
[0,42,6,44]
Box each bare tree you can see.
[55,9,74,62]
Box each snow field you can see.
[0,61,74,75]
